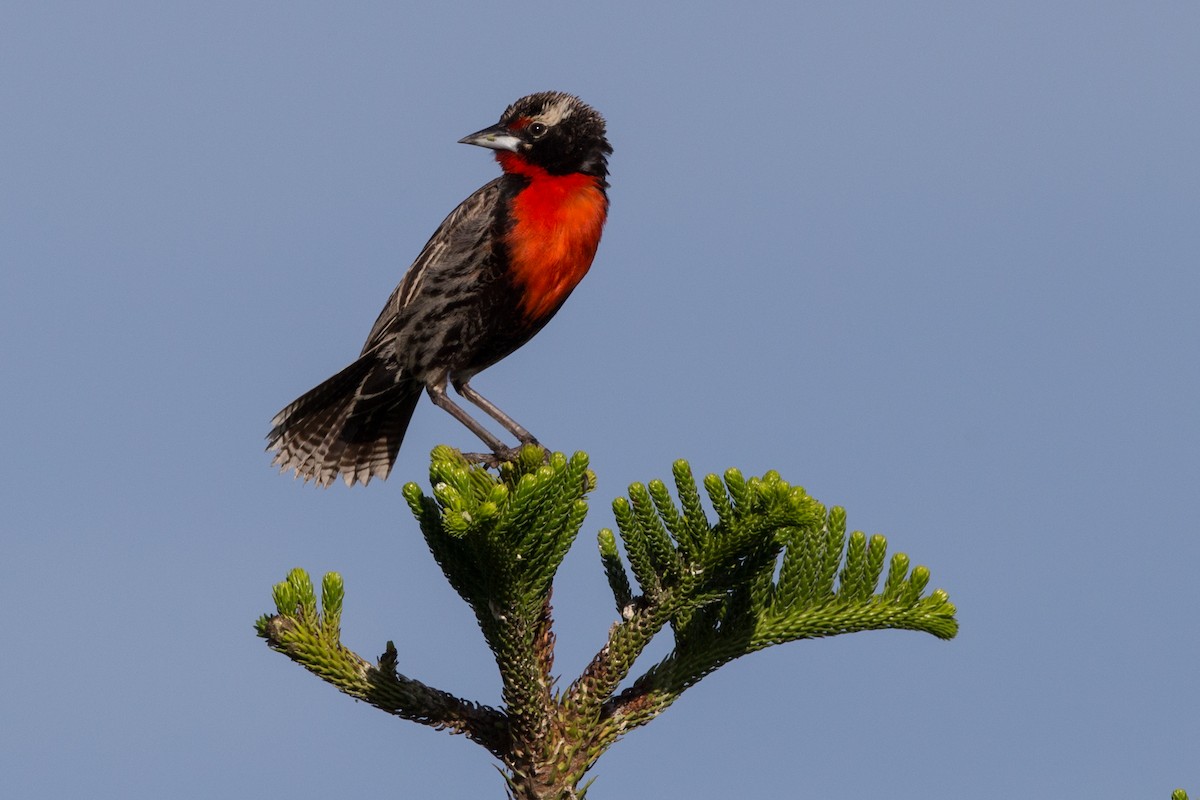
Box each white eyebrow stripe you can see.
[533,97,574,127]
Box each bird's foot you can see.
[461,441,549,468]
[461,450,508,468]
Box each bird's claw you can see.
[461,442,549,468]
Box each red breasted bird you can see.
[268,92,611,487]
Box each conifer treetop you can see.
[257,447,958,799]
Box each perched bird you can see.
[268,91,611,487]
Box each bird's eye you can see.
[527,122,548,137]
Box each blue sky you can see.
[3,3,1197,798]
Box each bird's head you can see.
[459,91,611,181]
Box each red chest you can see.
[503,170,608,322]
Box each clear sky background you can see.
[3,3,1197,798]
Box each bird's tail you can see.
[267,354,422,487]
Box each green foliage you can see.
[258,448,958,799]
[403,445,591,636]
[589,461,956,728]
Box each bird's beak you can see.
[458,123,522,153]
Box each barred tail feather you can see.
[267,355,422,487]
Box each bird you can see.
[267,91,611,487]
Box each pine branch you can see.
[588,462,957,734]
[401,446,591,750]
[256,569,509,756]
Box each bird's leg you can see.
[455,381,542,448]
[425,381,514,457]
